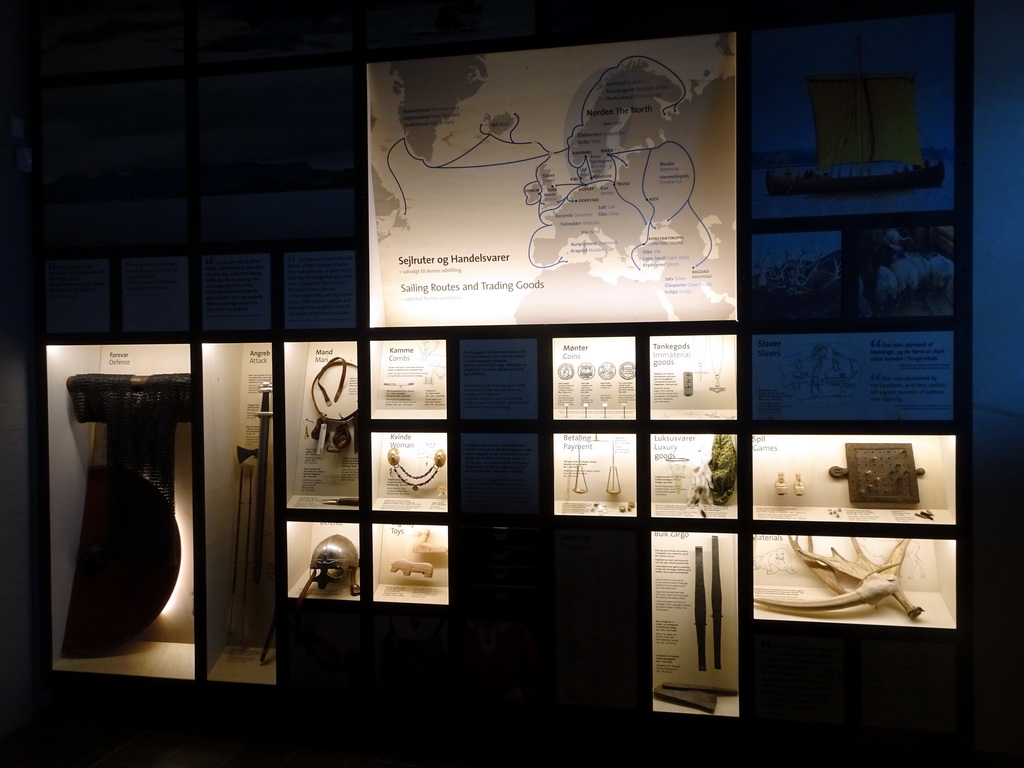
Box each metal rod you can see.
[227,462,247,637]
[712,535,722,670]
[236,464,254,643]
[694,545,706,672]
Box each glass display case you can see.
[203,342,276,683]
[371,432,449,512]
[752,535,956,628]
[371,524,449,605]
[651,531,740,715]
[284,341,359,509]
[46,344,194,679]
[752,434,956,524]
[650,434,739,519]
[33,1,968,750]
[554,433,638,516]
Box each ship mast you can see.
[855,34,865,177]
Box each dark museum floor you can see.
[6,705,1024,768]
[6,692,1024,767]
[0,708,481,768]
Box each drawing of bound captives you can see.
[368,35,736,327]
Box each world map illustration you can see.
[368,35,736,327]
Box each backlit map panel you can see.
[368,34,737,327]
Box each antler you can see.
[755,537,923,619]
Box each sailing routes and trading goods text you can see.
[368,35,736,327]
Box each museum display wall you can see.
[34,0,971,747]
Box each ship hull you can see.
[765,160,944,195]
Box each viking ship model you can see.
[765,35,944,196]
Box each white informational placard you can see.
[751,331,953,420]
[650,335,737,419]
[460,338,538,420]
[651,531,739,716]
[284,251,357,330]
[368,35,736,327]
[202,253,270,331]
[460,433,540,515]
[753,635,844,724]
[46,259,110,333]
[554,433,636,516]
[123,256,189,333]
[370,339,447,419]
[553,336,636,420]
